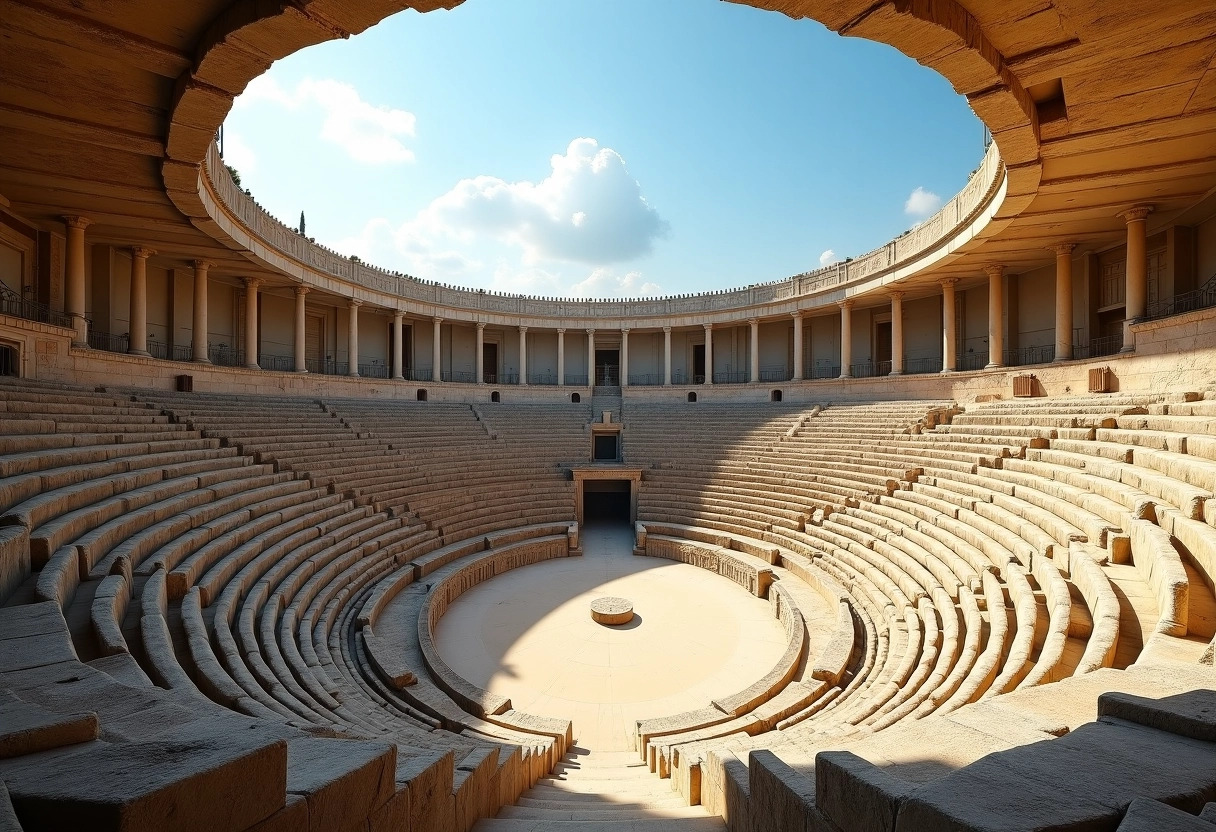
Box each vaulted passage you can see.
[583,480,630,524]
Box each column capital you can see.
[130,246,156,260]
[663,325,672,333]
[888,290,905,302]
[295,285,311,297]
[837,299,854,310]
[191,259,214,272]
[585,328,595,336]
[61,215,92,231]
[983,264,1005,279]
[1117,204,1154,223]
[556,327,565,334]
[1050,242,1077,256]
[790,311,803,321]
[621,327,630,335]
[747,317,758,326]
[348,299,363,308]
[519,325,528,333]
[243,276,262,289]
[476,321,486,330]
[939,277,959,289]
[703,322,713,331]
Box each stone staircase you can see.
[590,391,623,426]
[473,747,724,831]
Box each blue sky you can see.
[223,0,984,298]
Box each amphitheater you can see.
[1,1,1216,830]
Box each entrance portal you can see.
[583,480,630,524]
[594,349,620,386]
[482,342,498,383]
[692,344,705,383]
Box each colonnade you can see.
[57,204,1158,382]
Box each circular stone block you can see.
[590,597,634,626]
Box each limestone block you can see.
[1099,690,1216,744]
[747,750,824,832]
[817,750,915,832]
[360,626,416,689]
[0,694,98,758]
[811,600,856,684]
[1128,519,1189,636]
[0,524,29,606]
[1200,803,1216,823]
[287,737,396,832]
[1116,798,1214,831]
[0,728,287,832]
[0,782,20,832]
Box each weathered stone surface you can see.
[0,693,98,758]
[286,737,396,832]
[817,750,915,832]
[1117,798,1215,831]
[1099,690,1216,744]
[590,596,634,626]
[0,728,287,832]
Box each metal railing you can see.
[958,353,987,371]
[627,373,663,386]
[359,363,391,379]
[594,366,620,386]
[527,372,558,385]
[712,371,748,384]
[441,369,476,383]
[1073,333,1123,360]
[0,284,74,329]
[904,356,943,375]
[208,345,245,367]
[849,361,883,378]
[88,331,129,354]
[810,363,840,379]
[564,374,589,386]
[759,366,790,382]
[1003,344,1055,367]
[259,354,295,372]
[1142,274,1216,322]
[146,341,194,362]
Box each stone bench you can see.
[1128,518,1190,636]
[1067,544,1122,672]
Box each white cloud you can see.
[818,249,837,268]
[904,186,942,218]
[419,137,668,265]
[222,131,257,175]
[235,76,416,164]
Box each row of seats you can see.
[0,377,587,832]
[620,392,1216,830]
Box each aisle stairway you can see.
[474,747,724,831]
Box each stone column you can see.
[128,246,154,356]
[663,326,672,386]
[586,328,595,386]
[889,291,904,375]
[347,300,361,376]
[475,322,485,384]
[518,326,528,386]
[621,329,630,387]
[704,324,714,385]
[392,312,404,379]
[295,287,310,372]
[792,313,804,381]
[985,265,1005,368]
[63,216,90,347]
[243,277,260,369]
[432,317,442,382]
[1119,205,1153,352]
[940,278,958,372]
[749,318,760,383]
[838,300,853,379]
[557,328,565,386]
[191,260,211,362]
[1053,244,1075,361]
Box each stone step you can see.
[499,805,712,821]
[516,795,690,811]
[472,818,725,831]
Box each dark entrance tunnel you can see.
[583,480,630,524]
